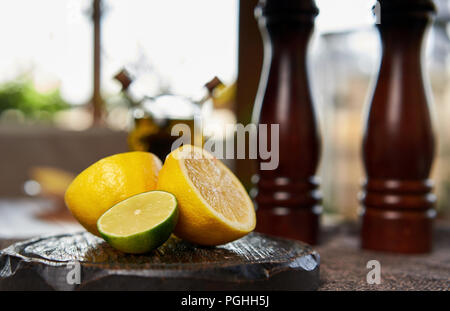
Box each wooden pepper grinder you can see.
[252,0,321,244]
[361,0,437,253]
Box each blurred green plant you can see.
[0,79,69,121]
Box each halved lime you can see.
[97,190,178,254]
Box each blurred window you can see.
[0,0,238,123]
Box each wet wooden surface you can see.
[0,232,320,290]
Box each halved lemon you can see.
[97,190,178,254]
[156,145,256,245]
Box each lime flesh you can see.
[97,190,178,254]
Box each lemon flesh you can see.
[97,191,178,254]
[157,145,256,246]
[184,158,252,225]
[64,151,162,236]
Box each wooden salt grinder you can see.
[252,0,321,244]
[361,0,437,253]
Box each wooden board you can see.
[0,232,320,290]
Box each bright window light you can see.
[0,0,238,104]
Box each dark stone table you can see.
[1,222,448,290]
[315,221,450,290]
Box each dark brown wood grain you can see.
[0,232,320,290]
[235,0,262,192]
[361,0,437,253]
[252,0,322,245]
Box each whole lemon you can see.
[64,151,162,236]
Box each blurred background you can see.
[0,0,449,239]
